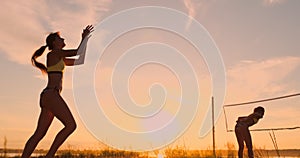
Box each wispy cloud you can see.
[0,0,112,65]
[226,56,300,103]
[183,0,196,31]
[182,0,216,31]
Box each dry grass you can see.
[1,142,300,158]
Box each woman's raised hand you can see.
[82,25,94,39]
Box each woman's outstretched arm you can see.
[63,25,94,66]
[64,35,89,66]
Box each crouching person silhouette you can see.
[235,106,265,158]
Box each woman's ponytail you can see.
[31,45,47,74]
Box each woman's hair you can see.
[31,32,60,74]
[254,106,265,114]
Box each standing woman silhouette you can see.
[21,25,93,158]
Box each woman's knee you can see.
[66,120,77,133]
[238,143,244,150]
[71,121,77,132]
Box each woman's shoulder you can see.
[47,51,63,65]
[48,51,64,59]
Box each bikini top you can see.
[47,58,65,73]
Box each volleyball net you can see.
[223,93,300,132]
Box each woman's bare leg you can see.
[45,94,76,158]
[21,109,54,158]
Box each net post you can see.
[212,96,216,158]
